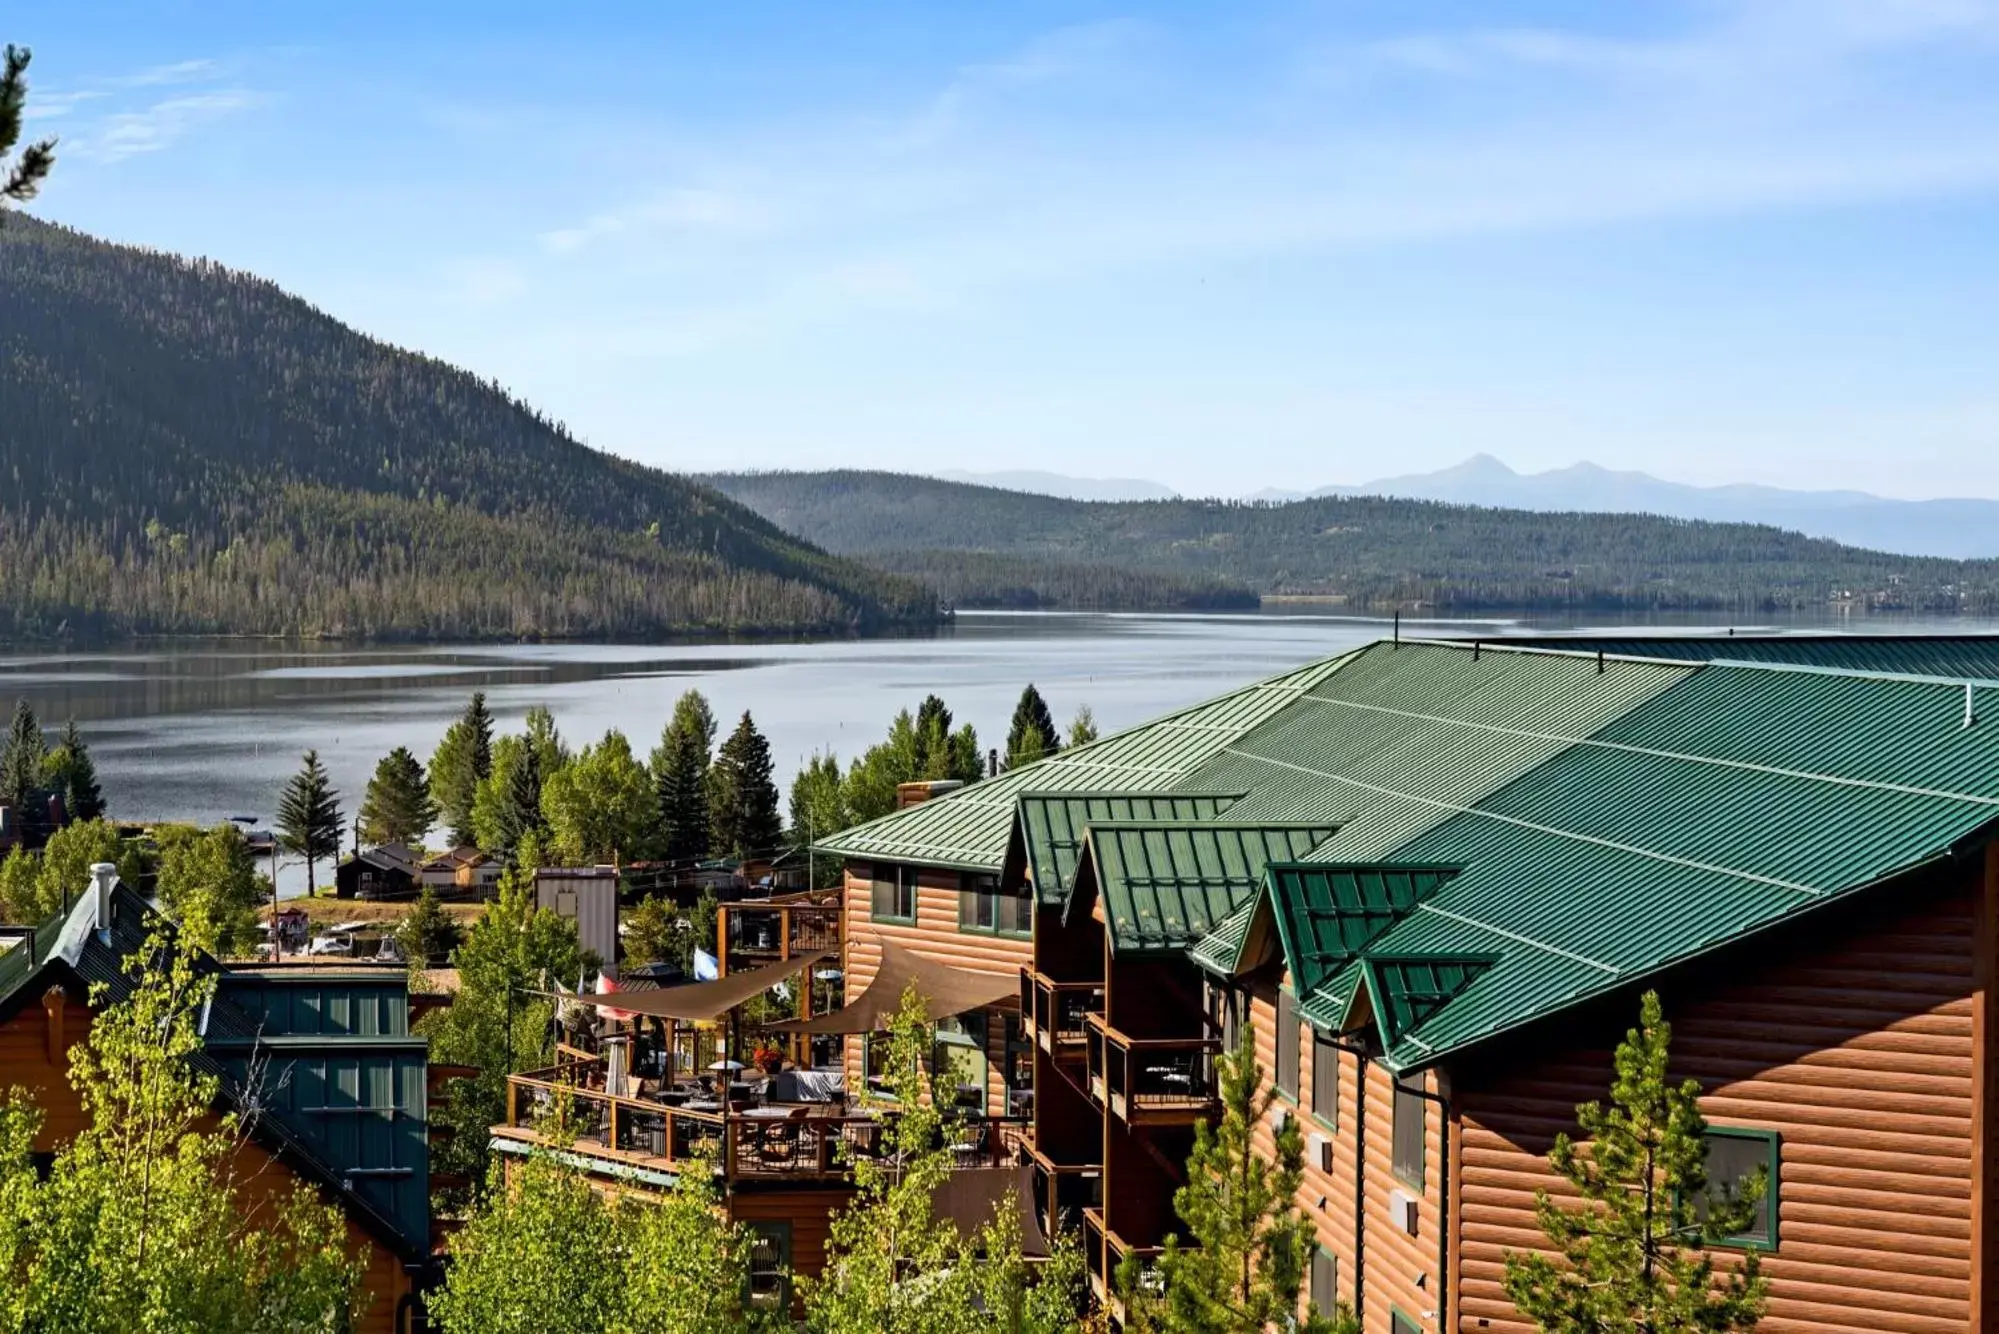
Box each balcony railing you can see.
[1081,1207,1165,1320]
[1021,969,1103,1057]
[1024,1143,1101,1242]
[501,1065,1027,1184]
[718,899,841,969]
[1082,1014,1220,1124]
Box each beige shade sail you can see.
[763,938,1017,1035]
[524,949,833,1023]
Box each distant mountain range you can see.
[702,469,1999,616]
[932,469,1179,502]
[937,457,1999,560]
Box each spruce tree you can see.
[650,690,715,861]
[708,711,781,861]
[1121,1034,1356,1334]
[40,718,106,822]
[1005,684,1061,768]
[431,692,496,847]
[277,749,343,894]
[1,44,57,219]
[359,745,437,846]
[0,697,46,808]
[1503,990,1768,1333]
[499,738,545,855]
[1067,704,1100,748]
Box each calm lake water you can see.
[5,608,1995,895]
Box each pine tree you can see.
[651,690,715,862]
[40,718,106,822]
[277,749,343,895]
[708,711,781,861]
[1005,685,1060,768]
[1121,1034,1355,1334]
[1503,991,1769,1333]
[1,45,57,219]
[359,746,437,846]
[394,887,463,967]
[0,697,45,809]
[431,692,496,847]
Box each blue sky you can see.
[14,1,1999,499]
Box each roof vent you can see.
[1967,683,1978,730]
[90,862,118,936]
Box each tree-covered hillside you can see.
[0,217,935,640]
[705,469,1999,614]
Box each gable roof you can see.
[1011,791,1246,906]
[1008,636,1999,1070]
[1075,822,1339,957]
[814,651,1360,871]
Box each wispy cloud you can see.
[115,58,221,88]
[78,89,261,163]
[540,188,768,254]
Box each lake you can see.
[4,608,1994,894]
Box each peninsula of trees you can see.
[0,217,935,642]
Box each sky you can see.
[13,0,1999,500]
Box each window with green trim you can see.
[1700,1127,1779,1250]
[1275,989,1300,1098]
[1309,1246,1337,1314]
[1390,1309,1421,1334]
[957,872,1031,936]
[870,863,917,923]
[1392,1073,1425,1189]
[1311,1031,1339,1126]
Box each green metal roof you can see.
[1187,901,1257,976]
[1014,791,1245,905]
[1360,954,1498,1047]
[1469,633,1999,682]
[1256,863,1462,999]
[814,650,1359,871]
[1078,822,1339,957]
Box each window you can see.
[1311,1031,1339,1126]
[1275,989,1300,1099]
[958,872,1031,936]
[747,1220,792,1310]
[870,863,917,923]
[1390,1310,1422,1334]
[1700,1127,1780,1250]
[1001,1011,1033,1114]
[1392,1074,1426,1188]
[1206,980,1243,1055]
[1309,1247,1337,1314]
[934,1012,989,1111]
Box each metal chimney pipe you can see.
[90,862,118,933]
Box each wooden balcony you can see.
[500,1065,1027,1186]
[1021,968,1103,1060]
[717,897,842,972]
[1023,1141,1101,1242]
[1082,1014,1220,1125]
[1081,1207,1164,1321]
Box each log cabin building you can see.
[0,866,436,1332]
[815,633,1999,1333]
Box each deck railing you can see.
[1021,969,1103,1055]
[503,1068,1027,1183]
[1082,1014,1220,1123]
[1024,1144,1101,1242]
[1081,1207,1165,1318]
[717,901,842,967]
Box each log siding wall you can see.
[841,863,1034,1113]
[1455,876,1980,1334]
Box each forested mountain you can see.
[0,217,934,640]
[865,549,1256,611]
[704,469,1999,614]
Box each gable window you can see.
[1311,1031,1339,1127]
[870,863,917,923]
[1309,1246,1337,1314]
[1275,989,1300,1098]
[1700,1127,1780,1250]
[958,872,1031,936]
[1392,1074,1426,1189]
[747,1220,792,1310]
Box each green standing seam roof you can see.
[1015,791,1246,906]
[1187,901,1257,976]
[1078,822,1339,956]
[1464,633,1999,682]
[812,650,1362,871]
[1258,862,1463,999]
[1359,954,1499,1047]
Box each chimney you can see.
[90,862,118,934]
[988,748,1000,779]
